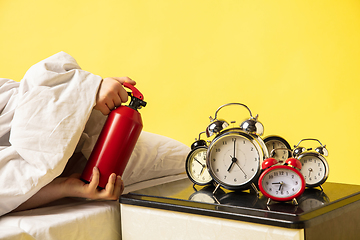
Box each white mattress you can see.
[0,174,187,240]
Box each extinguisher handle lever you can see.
[123,82,147,110]
[123,82,144,100]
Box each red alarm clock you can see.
[258,149,306,205]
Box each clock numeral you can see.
[269,175,273,179]
[223,141,227,145]
[234,178,237,182]
[251,147,254,151]
[215,148,221,152]
[232,138,236,142]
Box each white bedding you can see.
[0,52,103,216]
[0,174,187,240]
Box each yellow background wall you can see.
[1,0,360,185]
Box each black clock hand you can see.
[194,158,203,166]
[235,161,247,178]
[271,182,284,191]
[227,139,238,172]
[227,157,236,172]
[232,139,247,177]
[200,165,205,175]
[308,168,313,177]
[233,138,236,158]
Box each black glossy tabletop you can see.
[120,178,360,229]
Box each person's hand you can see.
[13,167,124,212]
[63,167,124,200]
[94,77,136,115]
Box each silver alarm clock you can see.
[205,103,269,194]
[293,138,329,190]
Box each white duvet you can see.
[0,52,104,216]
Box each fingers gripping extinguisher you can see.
[81,82,147,188]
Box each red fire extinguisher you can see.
[81,82,147,189]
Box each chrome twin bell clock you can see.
[185,131,213,186]
[293,138,329,190]
[263,135,292,163]
[204,103,269,194]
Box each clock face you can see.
[259,165,305,202]
[207,132,261,190]
[186,147,213,185]
[264,136,291,162]
[298,154,328,187]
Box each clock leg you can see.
[250,183,260,196]
[212,183,221,195]
[292,198,299,205]
[212,195,221,204]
